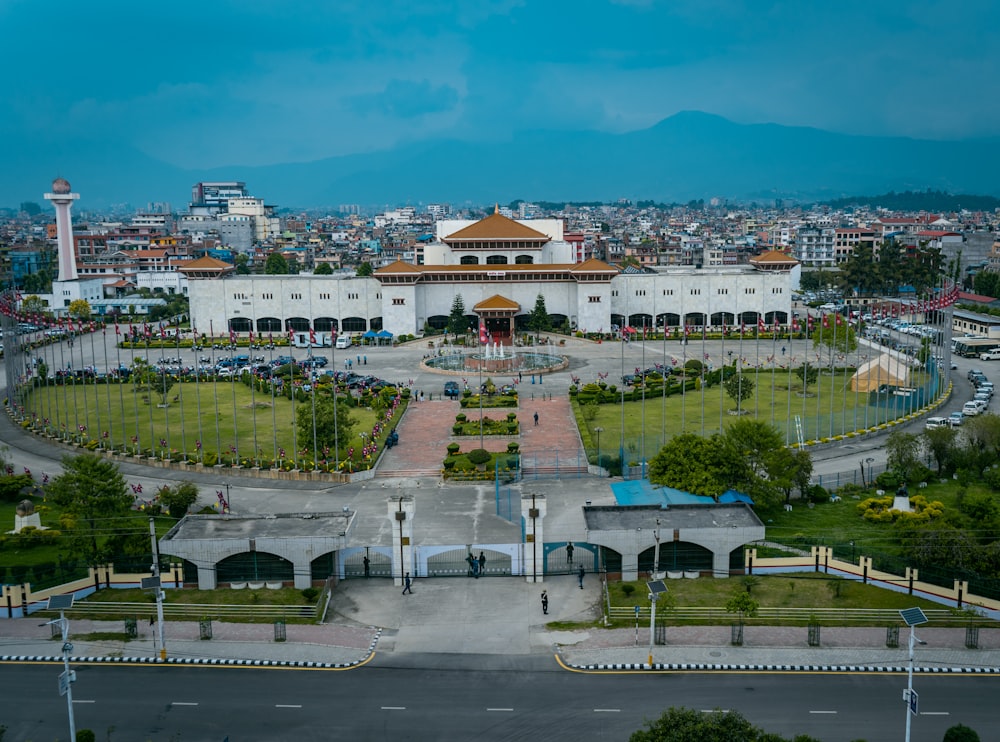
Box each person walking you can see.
[466,552,475,577]
[478,551,486,576]
[577,563,585,589]
[533,411,539,426]
[566,542,574,564]
[402,572,413,595]
[541,590,548,615]
[363,555,370,578]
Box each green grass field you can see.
[21,380,388,468]
[574,369,888,463]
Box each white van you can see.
[335,335,352,350]
[981,350,1000,361]
[925,416,948,430]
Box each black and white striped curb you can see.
[0,629,383,669]
[563,659,1000,674]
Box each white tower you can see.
[44,177,79,282]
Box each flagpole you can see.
[309,327,318,469]
[89,321,102,447]
[129,324,140,451]
[661,315,667,449]
[248,329,259,467]
[640,320,646,462]
[700,320,706,437]
[771,319,777,428]
[230,325,239,464]
[211,319,221,457]
[719,316,726,433]
[145,325,154,455]
[289,326,297,470]
[193,326,204,463]
[331,327,339,472]
[268,332,277,465]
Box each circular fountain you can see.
[422,340,567,375]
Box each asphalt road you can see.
[1,658,994,741]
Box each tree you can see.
[811,316,857,357]
[724,590,759,623]
[47,455,133,565]
[68,299,91,321]
[923,426,958,473]
[648,433,727,498]
[793,363,818,394]
[298,395,357,454]
[527,293,552,336]
[629,706,819,742]
[723,373,754,411]
[20,295,46,315]
[314,262,333,275]
[155,372,176,406]
[264,252,290,275]
[447,294,468,337]
[885,429,921,482]
[234,253,251,275]
[943,723,981,742]
[35,359,47,381]
[157,481,199,519]
[356,262,374,277]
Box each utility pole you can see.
[149,517,167,660]
[44,594,76,741]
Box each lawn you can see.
[605,573,954,626]
[82,585,313,607]
[573,369,884,464]
[21,380,393,469]
[0,493,180,587]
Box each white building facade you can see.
[188,212,798,339]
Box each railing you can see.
[35,601,317,621]
[606,606,986,626]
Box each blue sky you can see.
[3,0,999,171]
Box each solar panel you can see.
[646,579,668,595]
[899,607,928,627]
[46,594,74,610]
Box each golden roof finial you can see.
[494,203,499,214]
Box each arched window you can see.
[460,255,479,265]
[486,255,508,265]
[515,255,533,264]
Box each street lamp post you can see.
[865,457,875,488]
[594,426,604,469]
[900,607,928,742]
[646,579,667,667]
[43,595,76,742]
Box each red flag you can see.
[740,322,745,336]
[287,327,294,343]
[722,321,727,335]
[773,316,780,331]
[248,329,254,343]
[479,321,487,345]
[114,321,120,336]
[309,327,316,344]
[757,317,765,333]
[822,314,829,328]
[230,327,237,344]
[792,317,800,332]
[144,323,151,339]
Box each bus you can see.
[953,337,1000,358]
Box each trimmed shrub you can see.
[466,448,491,466]
[446,442,460,455]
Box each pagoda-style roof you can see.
[444,212,549,242]
[569,258,621,274]
[176,255,235,277]
[374,260,422,275]
[474,295,521,312]
[749,249,798,265]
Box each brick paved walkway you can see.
[376,394,584,478]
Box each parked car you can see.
[924,416,948,430]
[444,381,461,398]
[968,368,984,381]
[948,411,964,427]
[963,401,986,416]
[981,350,1000,360]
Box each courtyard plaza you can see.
[0,330,906,552]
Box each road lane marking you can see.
[809,711,837,715]
[172,702,198,707]
[381,706,406,710]
[594,709,621,713]
[275,704,302,709]
[487,708,514,712]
